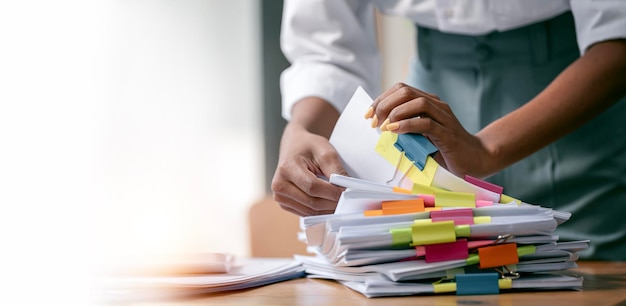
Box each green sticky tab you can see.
[517,245,536,257]
[455,225,471,237]
[412,220,456,246]
[435,189,476,208]
[465,253,480,265]
[390,228,413,247]
[445,267,465,280]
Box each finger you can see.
[274,192,335,216]
[373,86,442,127]
[314,148,349,182]
[273,162,341,207]
[385,116,446,138]
[387,97,453,127]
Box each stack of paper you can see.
[295,87,587,297]
[101,257,305,302]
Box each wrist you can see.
[290,97,340,138]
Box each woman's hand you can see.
[366,83,496,178]
[271,98,347,216]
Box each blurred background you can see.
[0,0,413,303]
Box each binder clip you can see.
[424,238,469,263]
[455,273,500,295]
[394,133,438,171]
[477,243,519,269]
[386,133,438,184]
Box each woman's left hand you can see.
[366,83,496,178]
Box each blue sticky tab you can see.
[456,273,500,295]
[393,134,438,170]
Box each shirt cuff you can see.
[280,62,379,121]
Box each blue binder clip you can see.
[456,273,500,295]
[393,133,438,171]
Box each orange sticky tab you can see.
[425,207,442,212]
[478,243,519,268]
[382,199,425,210]
[381,199,425,215]
[364,209,383,216]
[383,207,423,215]
[392,187,413,194]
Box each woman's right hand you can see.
[271,98,347,216]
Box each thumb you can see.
[317,150,348,180]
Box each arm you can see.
[271,97,345,216]
[477,39,626,177]
[370,39,626,178]
[273,0,381,215]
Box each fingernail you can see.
[364,106,374,119]
[386,122,400,131]
[370,114,378,128]
[380,118,390,131]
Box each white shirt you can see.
[280,0,626,120]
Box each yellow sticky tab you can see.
[433,282,456,293]
[435,190,476,208]
[498,278,513,289]
[414,219,432,225]
[500,194,521,204]
[420,156,439,185]
[375,131,400,164]
[425,207,442,212]
[412,183,435,195]
[473,216,491,224]
[412,220,456,245]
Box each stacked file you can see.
[296,175,587,297]
[295,87,587,297]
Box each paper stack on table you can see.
[295,87,587,297]
[101,255,305,302]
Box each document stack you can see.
[295,87,587,297]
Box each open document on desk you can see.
[100,256,304,302]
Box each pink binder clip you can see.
[424,239,469,263]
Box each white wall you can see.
[99,0,263,258]
[377,12,416,89]
[0,1,263,304]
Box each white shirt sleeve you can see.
[570,0,626,54]
[280,0,381,120]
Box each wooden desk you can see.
[129,261,625,306]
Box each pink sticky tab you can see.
[475,200,493,207]
[419,194,435,207]
[431,208,474,225]
[424,239,469,263]
[464,175,504,194]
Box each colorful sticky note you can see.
[435,189,476,208]
[390,228,413,247]
[412,220,456,246]
[431,208,474,225]
[478,243,519,268]
[424,239,469,263]
[464,175,504,195]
